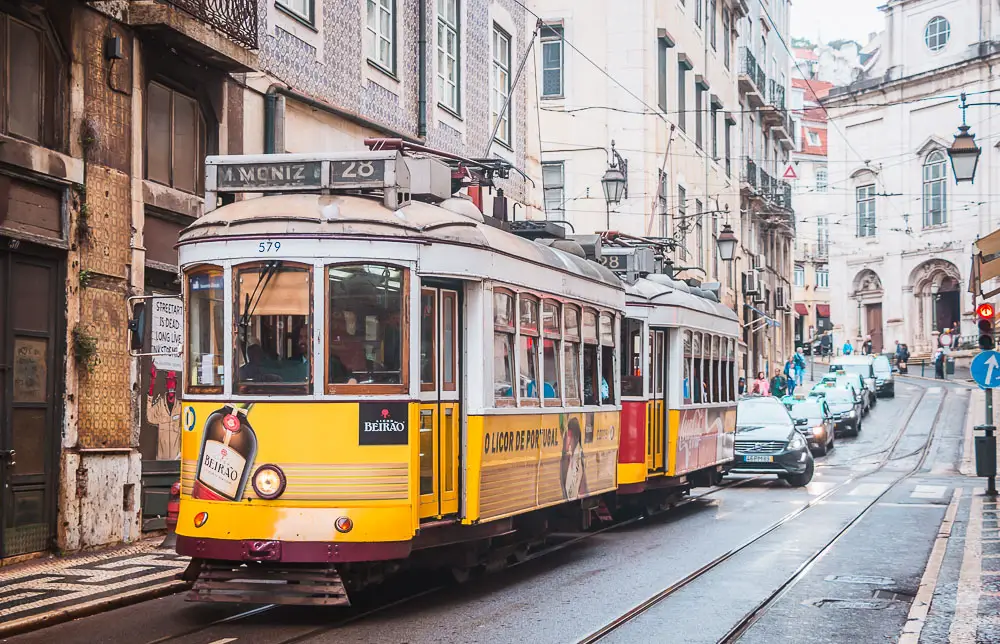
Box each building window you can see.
[366,0,394,72]
[695,88,703,148]
[657,37,668,111]
[695,0,702,28]
[818,215,829,257]
[712,215,719,279]
[710,0,717,50]
[677,185,687,256]
[491,25,511,146]
[278,0,314,24]
[925,16,950,52]
[856,184,876,237]
[710,106,719,159]
[816,166,828,192]
[657,169,669,238]
[722,7,731,69]
[725,121,732,176]
[816,265,829,288]
[695,200,704,268]
[806,130,821,146]
[437,0,460,113]
[2,14,65,149]
[922,150,947,227]
[542,162,564,218]
[794,264,805,287]
[541,24,563,98]
[146,82,207,195]
[677,64,686,131]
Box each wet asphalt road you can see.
[3,379,972,644]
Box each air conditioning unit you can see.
[744,271,760,295]
[754,253,767,270]
[754,290,767,305]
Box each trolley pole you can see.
[986,389,997,496]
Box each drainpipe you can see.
[264,84,423,153]
[418,0,427,138]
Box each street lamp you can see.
[947,92,985,183]
[601,141,628,228]
[717,223,738,261]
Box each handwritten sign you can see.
[151,297,183,371]
[13,338,47,403]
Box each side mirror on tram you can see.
[128,301,146,352]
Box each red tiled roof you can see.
[793,48,818,61]
[792,78,834,102]
[799,125,828,156]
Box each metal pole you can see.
[988,389,997,496]
[809,332,815,382]
[484,20,541,156]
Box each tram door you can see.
[646,330,666,472]
[418,285,461,519]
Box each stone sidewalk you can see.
[0,537,190,637]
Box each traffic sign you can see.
[782,164,798,180]
[971,350,1000,389]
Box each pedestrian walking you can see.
[794,348,806,385]
[843,340,854,355]
[784,358,796,396]
[899,343,910,374]
[862,335,873,355]
[770,368,788,398]
[751,371,770,396]
[738,376,747,396]
[934,348,945,379]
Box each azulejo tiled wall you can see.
[258,0,529,202]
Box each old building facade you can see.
[735,0,796,376]
[825,0,1000,355]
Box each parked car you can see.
[872,354,895,398]
[830,356,878,407]
[787,396,836,456]
[810,386,863,436]
[731,396,815,487]
[811,374,869,415]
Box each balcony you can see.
[741,158,758,192]
[738,48,766,108]
[760,80,787,129]
[129,0,258,71]
[774,113,795,150]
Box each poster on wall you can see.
[141,292,183,462]
[150,297,183,371]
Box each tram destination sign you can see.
[216,161,323,190]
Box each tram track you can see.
[139,475,760,644]
[577,381,942,644]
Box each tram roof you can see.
[626,276,740,334]
[178,193,625,291]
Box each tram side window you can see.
[582,309,600,405]
[726,338,735,401]
[620,318,643,397]
[682,330,692,404]
[600,313,615,404]
[186,266,224,391]
[235,263,312,393]
[519,296,540,405]
[564,305,582,405]
[494,290,515,403]
[542,300,561,404]
[327,264,405,390]
[711,336,721,403]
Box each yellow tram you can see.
[172,148,627,603]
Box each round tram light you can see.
[252,464,287,500]
[194,511,209,528]
[335,517,354,533]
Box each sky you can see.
[790,0,886,47]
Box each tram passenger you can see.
[239,344,271,381]
[331,312,367,383]
[282,325,310,383]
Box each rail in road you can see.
[578,381,948,644]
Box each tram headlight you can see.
[252,464,286,500]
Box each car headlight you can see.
[848,410,856,418]
[789,434,807,450]
[812,425,826,437]
[252,464,286,499]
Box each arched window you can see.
[922,150,947,227]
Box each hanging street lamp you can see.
[716,222,738,261]
[947,93,984,183]
[601,140,628,228]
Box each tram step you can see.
[190,563,349,606]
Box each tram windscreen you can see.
[235,264,311,391]
[327,264,404,385]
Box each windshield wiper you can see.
[238,261,282,359]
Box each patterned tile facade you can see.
[257,0,530,202]
[77,285,132,449]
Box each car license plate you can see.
[742,454,774,463]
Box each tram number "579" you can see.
[258,241,282,253]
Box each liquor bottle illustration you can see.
[192,403,258,501]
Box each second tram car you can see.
[162,145,742,605]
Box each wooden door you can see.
[418,286,460,519]
[1,250,61,558]
[866,304,883,353]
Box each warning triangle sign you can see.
[782,164,798,180]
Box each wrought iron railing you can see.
[782,182,792,210]
[165,0,258,49]
[744,158,758,187]
[740,47,757,80]
[755,66,767,95]
[768,81,785,111]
